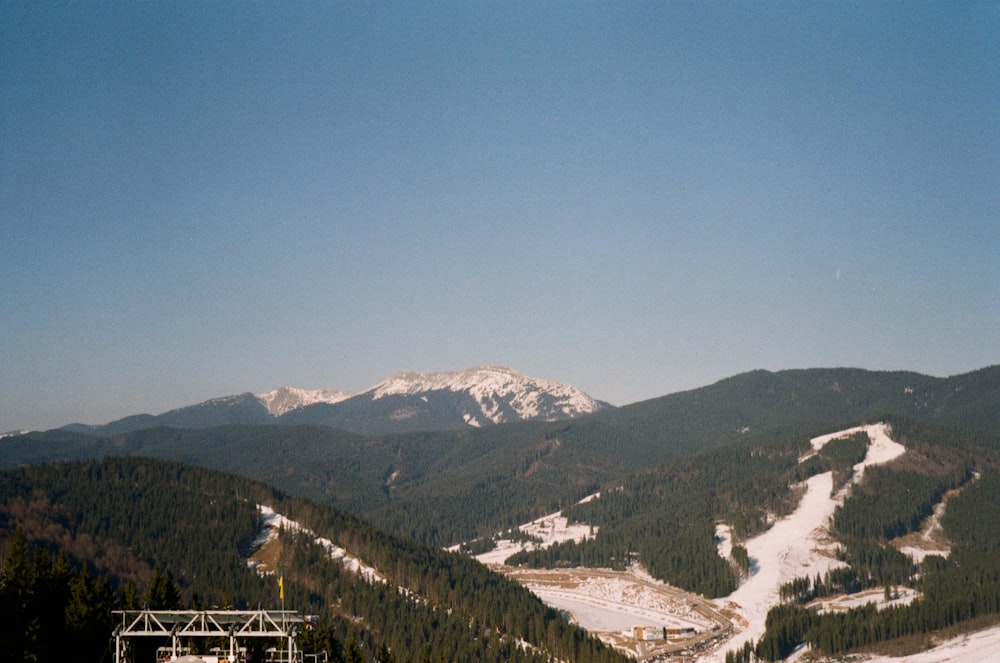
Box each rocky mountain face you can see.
[366,365,607,426]
[58,365,609,436]
[256,386,355,416]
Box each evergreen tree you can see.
[146,566,182,609]
[65,564,119,660]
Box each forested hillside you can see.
[504,430,829,596]
[488,416,1000,660]
[0,457,627,663]
[6,367,1000,553]
[748,422,1000,661]
[3,368,1000,661]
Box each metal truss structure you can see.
[112,609,306,663]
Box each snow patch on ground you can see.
[465,496,600,565]
[862,625,1000,663]
[811,586,920,613]
[249,505,385,584]
[716,523,733,562]
[509,566,715,633]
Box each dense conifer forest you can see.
[503,430,859,596]
[6,367,1000,552]
[4,368,1000,661]
[0,457,626,663]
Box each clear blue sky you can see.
[3,2,998,431]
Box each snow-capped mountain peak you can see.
[367,365,605,425]
[55,365,607,436]
[255,386,355,417]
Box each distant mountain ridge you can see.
[7,369,1000,662]
[256,386,355,416]
[8,365,1000,549]
[59,365,609,436]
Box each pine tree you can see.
[65,563,119,661]
[146,567,182,609]
[0,529,36,660]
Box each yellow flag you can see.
[279,572,285,600]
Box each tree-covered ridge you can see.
[5,366,1000,551]
[833,466,966,542]
[0,457,271,606]
[0,457,627,663]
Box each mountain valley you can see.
[3,365,1000,662]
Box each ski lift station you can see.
[112,609,325,663]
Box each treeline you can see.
[833,466,967,541]
[0,456,274,607]
[0,457,627,663]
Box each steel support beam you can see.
[113,609,304,662]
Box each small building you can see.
[633,625,665,641]
[665,626,697,638]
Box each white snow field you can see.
[249,505,385,583]
[863,627,1000,663]
[507,565,717,633]
[467,494,601,565]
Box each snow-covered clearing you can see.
[466,495,728,658]
[249,505,385,583]
[705,423,906,661]
[507,565,727,659]
[506,565,717,633]
[463,495,599,565]
[863,625,1000,663]
[812,586,920,614]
